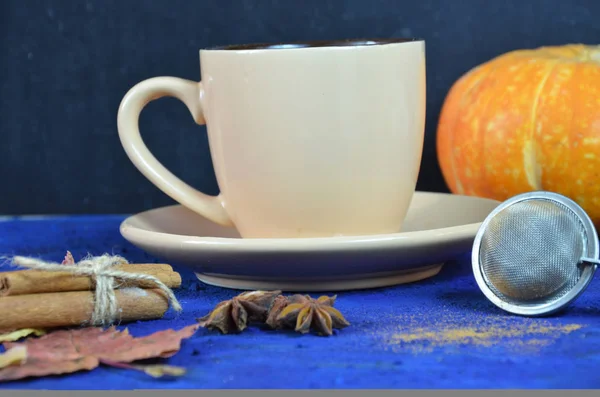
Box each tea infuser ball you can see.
[471,191,600,316]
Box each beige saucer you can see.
[119,192,500,291]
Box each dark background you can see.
[1,0,599,215]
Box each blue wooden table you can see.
[0,214,599,389]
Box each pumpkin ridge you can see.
[478,54,526,197]
[525,59,561,191]
[566,61,584,202]
[446,66,495,195]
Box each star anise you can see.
[271,294,350,336]
[265,294,291,329]
[197,290,281,334]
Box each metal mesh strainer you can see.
[472,191,599,316]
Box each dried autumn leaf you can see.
[61,251,75,265]
[0,329,46,343]
[132,364,186,378]
[0,323,199,382]
[0,346,26,369]
[99,359,187,378]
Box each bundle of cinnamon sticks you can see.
[0,263,182,332]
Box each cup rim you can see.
[204,37,423,51]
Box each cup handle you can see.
[117,76,232,226]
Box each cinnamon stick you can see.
[0,288,171,331]
[0,264,181,297]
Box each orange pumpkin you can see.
[437,44,600,227]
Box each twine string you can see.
[11,254,182,326]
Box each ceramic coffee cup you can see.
[117,38,426,239]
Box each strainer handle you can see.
[581,257,600,266]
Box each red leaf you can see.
[0,324,199,382]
